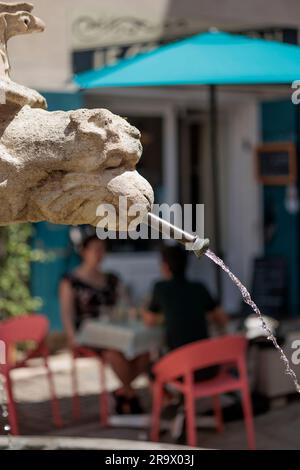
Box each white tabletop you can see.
[76,318,165,359]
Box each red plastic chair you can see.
[151,335,255,449]
[71,345,109,426]
[0,314,62,435]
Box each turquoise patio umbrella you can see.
[75,31,300,87]
[75,31,300,296]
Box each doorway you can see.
[179,111,207,233]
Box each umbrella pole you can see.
[209,85,222,300]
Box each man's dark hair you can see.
[161,245,188,277]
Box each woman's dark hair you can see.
[81,235,106,251]
[161,245,188,277]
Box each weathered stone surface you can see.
[0,2,46,108]
[0,105,153,227]
[0,3,33,14]
[0,2,153,228]
[0,78,46,108]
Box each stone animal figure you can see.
[0,2,46,108]
[0,11,45,78]
[0,105,154,227]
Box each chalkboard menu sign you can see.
[256,142,297,185]
[243,257,288,318]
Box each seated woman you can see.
[59,235,149,414]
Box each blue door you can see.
[261,99,299,315]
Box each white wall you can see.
[7,0,300,91]
[102,251,161,304]
[221,101,263,311]
[8,0,70,90]
[7,0,171,90]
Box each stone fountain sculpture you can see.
[0,2,153,227]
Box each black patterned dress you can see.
[63,272,119,330]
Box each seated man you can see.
[143,245,228,381]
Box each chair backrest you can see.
[153,335,247,382]
[0,314,49,366]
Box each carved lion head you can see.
[0,106,154,227]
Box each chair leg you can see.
[43,354,63,428]
[185,391,197,447]
[241,387,256,450]
[98,357,109,427]
[150,382,163,442]
[71,353,81,420]
[5,373,19,435]
[212,395,224,433]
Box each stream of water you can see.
[205,249,300,394]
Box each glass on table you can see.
[99,305,114,323]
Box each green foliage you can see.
[0,224,47,319]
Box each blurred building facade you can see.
[8,0,300,328]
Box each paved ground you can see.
[1,352,300,449]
